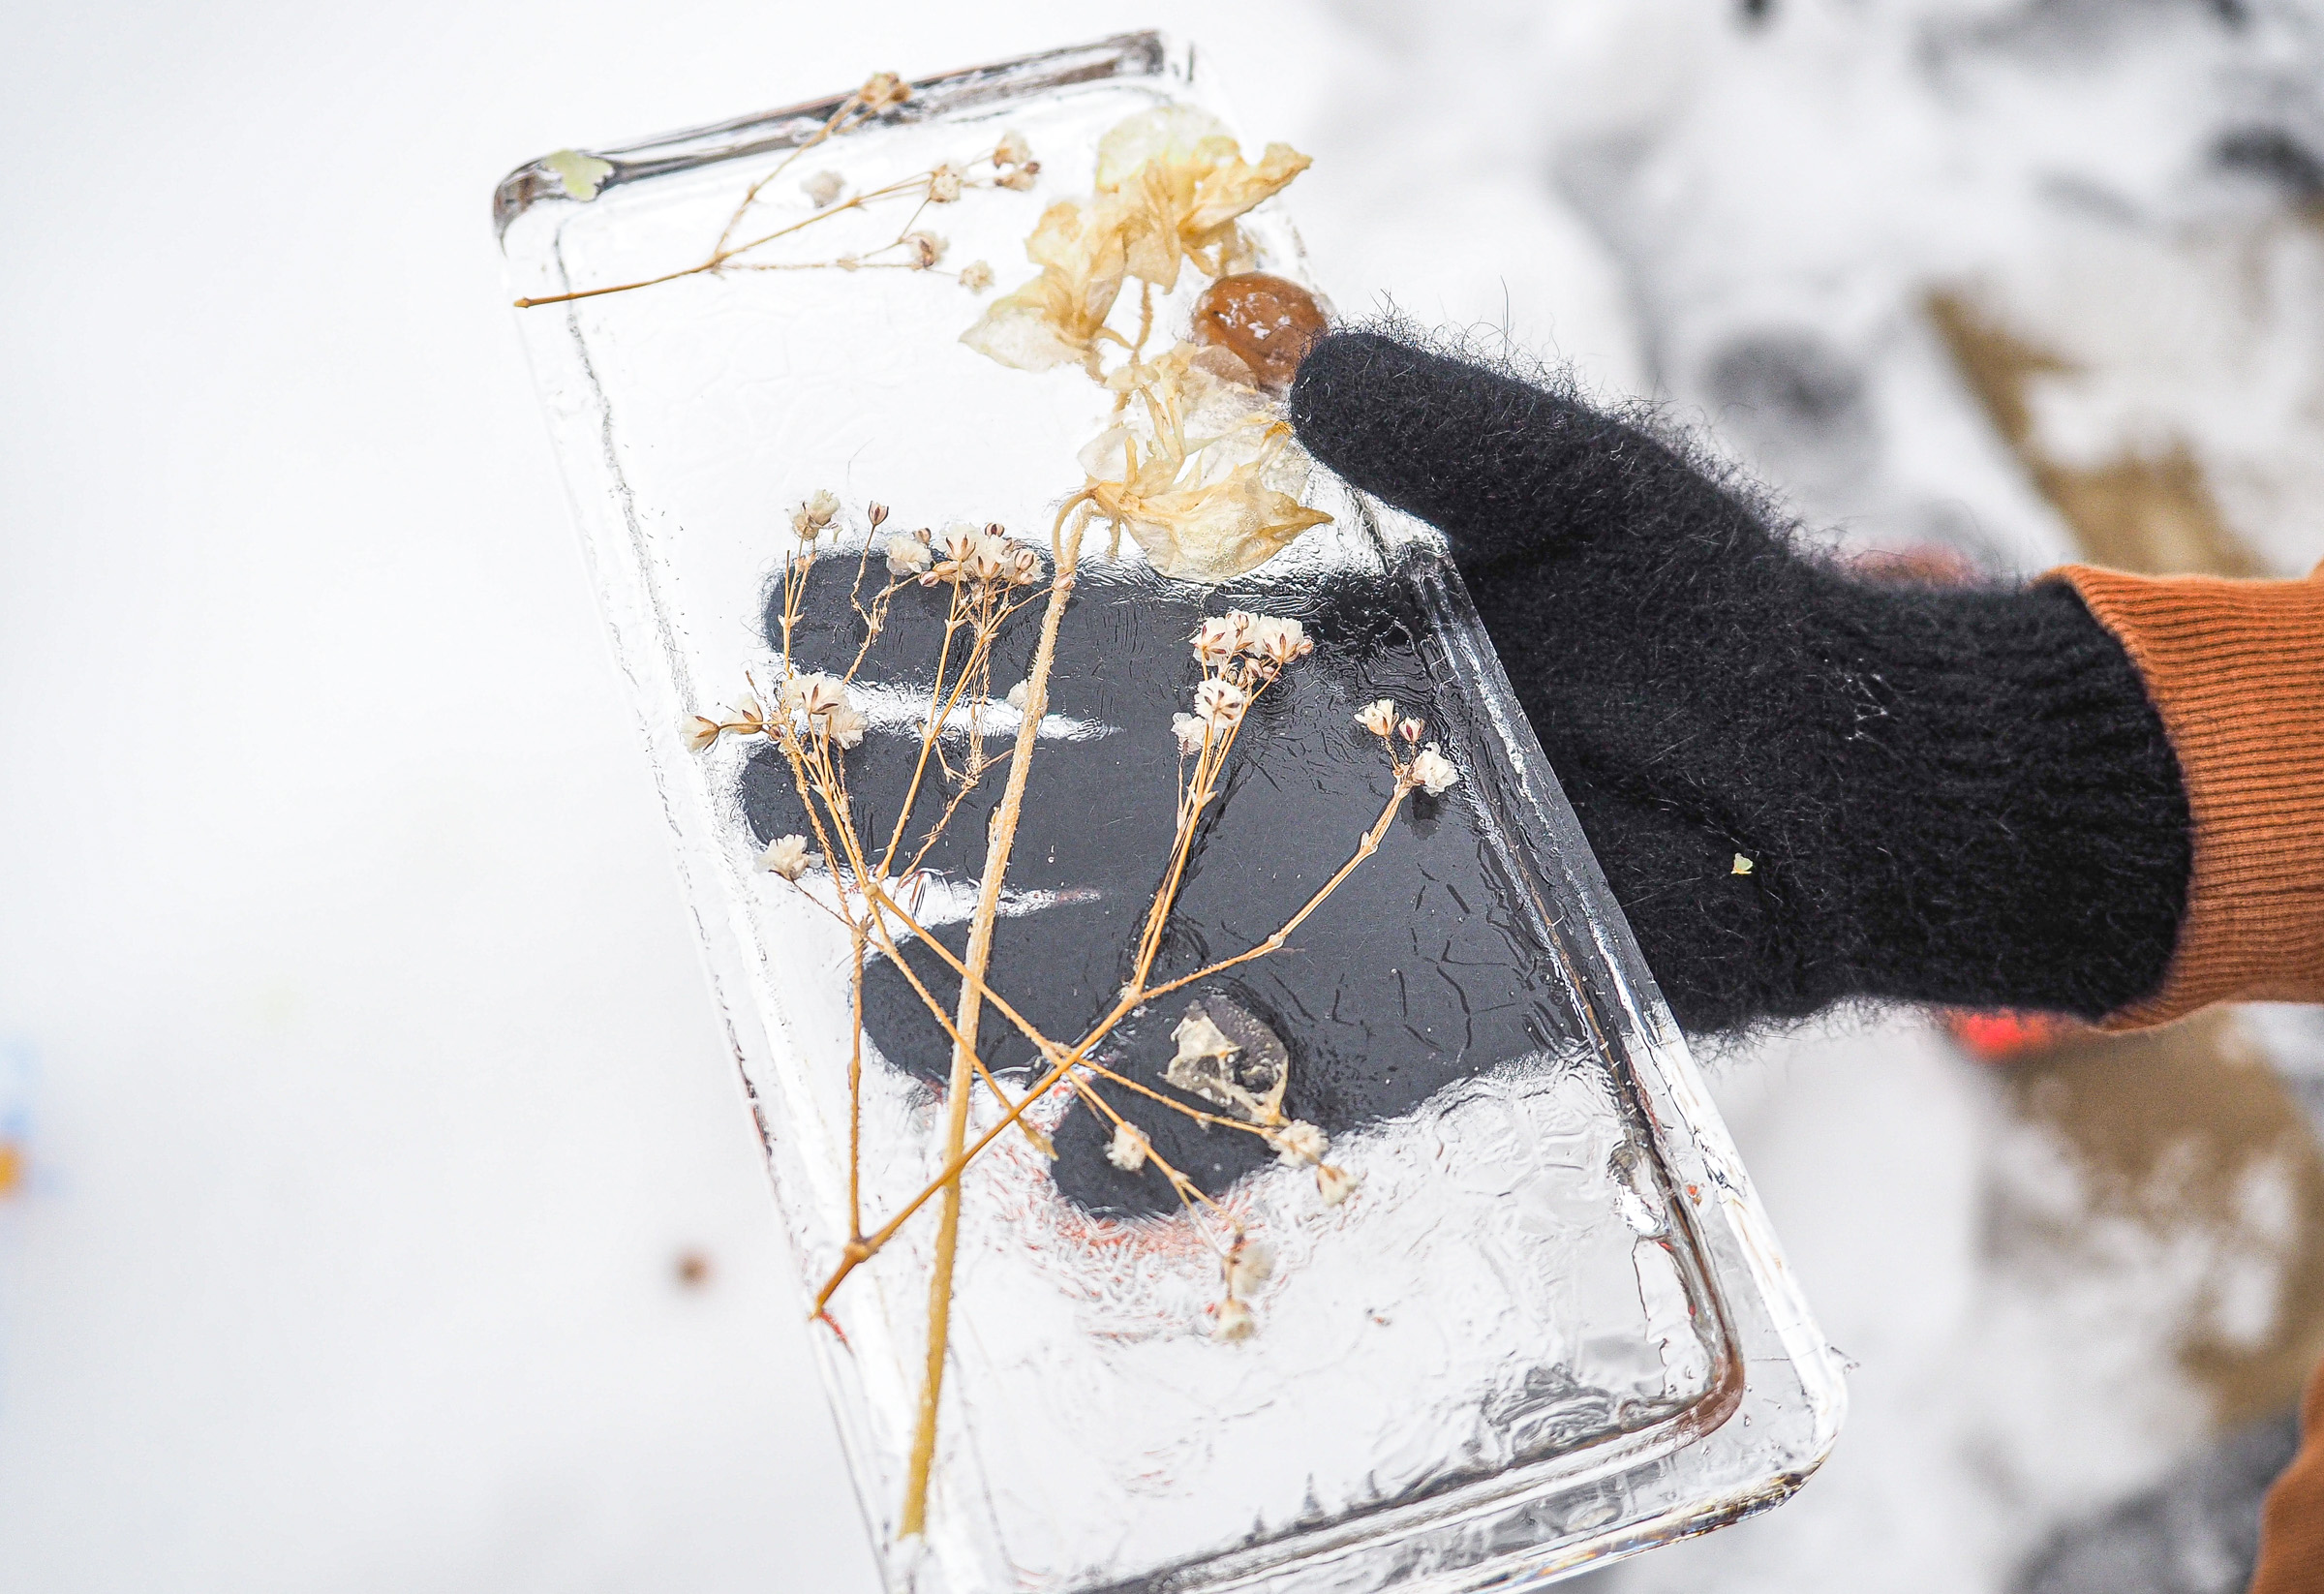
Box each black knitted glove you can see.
[1287,330,2193,1033]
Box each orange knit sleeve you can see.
[2050,563,2324,1027]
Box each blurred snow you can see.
[6,1,2323,1590]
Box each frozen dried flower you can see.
[1006,680,1030,711]
[957,260,994,292]
[1271,1120,1329,1166]
[543,148,614,203]
[858,71,910,113]
[803,170,843,209]
[1223,1237,1274,1295]
[901,231,945,269]
[785,672,849,719]
[1223,610,1260,653]
[1104,1121,1149,1173]
[995,163,1040,192]
[793,488,841,540]
[1171,711,1207,756]
[866,502,889,530]
[1007,545,1046,586]
[1357,699,1397,737]
[885,534,933,577]
[1193,676,1248,728]
[1094,107,1313,292]
[682,715,722,753]
[724,693,764,730]
[1190,615,1240,666]
[1315,1163,1361,1207]
[826,706,869,750]
[928,163,964,203]
[1398,718,1424,745]
[1409,745,1460,797]
[1211,1296,1256,1341]
[994,129,1033,169]
[959,199,1128,373]
[1732,853,1755,875]
[1246,615,1312,667]
[762,833,811,880]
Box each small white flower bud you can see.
[994,129,1032,168]
[885,536,933,577]
[682,715,721,753]
[725,693,763,728]
[958,260,994,292]
[927,163,963,203]
[1398,718,1424,745]
[1211,1296,1256,1341]
[1193,677,1248,728]
[1104,1122,1149,1173]
[996,163,1039,191]
[1246,615,1312,667]
[901,230,945,268]
[761,834,810,880]
[1271,1120,1329,1166]
[1409,744,1460,797]
[1316,1164,1361,1207]
[1357,699,1398,737]
[826,706,869,750]
[803,170,843,209]
[1190,616,1240,666]
[1006,680,1030,711]
[1223,1238,1274,1295]
[1171,712,1207,756]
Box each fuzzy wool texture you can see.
[1289,329,2193,1033]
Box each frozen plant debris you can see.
[683,715,722,753]
[928,163,964,203]
[1165,997,1290,1124]
[1357,699,1398,737]
[902,230,946,269]
[958,260,994,292]
[1316,1163,1361,1207]
[1105,1121,1150,1173]
[994,128,1033,169]
[804,169,843,208]
[763,833,811,879]
[793,489,841,540]
[1171,711,1207,755]
[544,149,615,202]
[1211,1295,1256,1341]
[1223,1237,1274,1294]
[1409,745,1461,797]
[885,530,933,576]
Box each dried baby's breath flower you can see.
[1357,699,1398,737]
[1193,676,1248,728]
[867,502,889,530]
[786,672,850,719]
[1006,680,1031,711]
[803,170,843,209]
[994,129,1033,169]
[1271,1119,1329,1166]
[1211,1296,1256,1341]
[826,706,869,750]
[885,532,933,577]
[1246,615,1312,667]
[725,692,765,731]
[928,163,964,203]
[1190,615,1240,666]
[1732,853,1755,875]
[858,72,910,113]
[762,833,811,880]
[995,164,1040,192]
[1007,545,1046,586]
[901,231,946,269]
[1315,1163,1361,1207]
[682,715,722,753]
[793,488,841,540]
[1409,745,1460,797]
[1223,1237,1274,1295]
[1104,1121,1149,1173]
[1171,711,1207,756]
[1397,718,1424,745]
[957,260,994,292]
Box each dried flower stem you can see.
[899,520,1085,1540]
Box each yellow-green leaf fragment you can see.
[544,149,615,202]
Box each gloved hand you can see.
[1287,329,2193,1033]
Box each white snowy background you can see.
[6,2,2323,1591]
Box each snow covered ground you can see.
[6,3,2322,1590]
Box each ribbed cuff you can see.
[2051,563,2324,1027]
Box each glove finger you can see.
[1287,330,1767,572]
